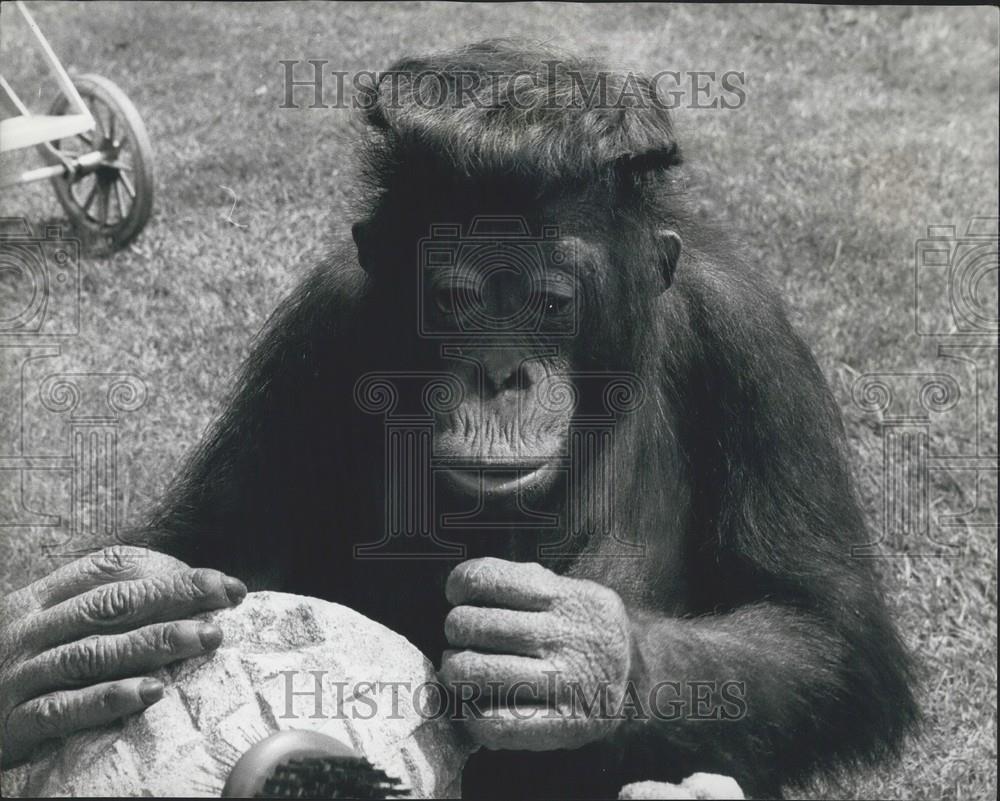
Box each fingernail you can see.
[198,623,223,651]
[223,576,247,605]
[139,678,164,705]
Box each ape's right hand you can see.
[0,545,246,767]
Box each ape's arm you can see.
[622,599,910,796]
[613,265,918,794]
[138,258,369,588]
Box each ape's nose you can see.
[484,363,535,396]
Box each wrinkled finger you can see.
[446,558,563,611]
[29,546,191,609]
[13,620,223,699]
[462,703,597,751]
[2,677,164,766]
[24,568,246,651]
[439,649,556,705]
[445,605,556,657]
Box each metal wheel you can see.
[48,74,154,250]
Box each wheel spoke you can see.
[113,179,126,220]
[119,170,136,199]
[99,182,111,227]
[77,132,93,146]
[81,180,99,213]
[99,99,116,140]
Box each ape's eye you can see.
[434,287,484,314]
[544,293,572,315]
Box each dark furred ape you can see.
[141,42,917,799]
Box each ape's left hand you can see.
[441,557,632,750]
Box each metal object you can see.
[1,1,154,249]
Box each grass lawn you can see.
[1,3,997,799]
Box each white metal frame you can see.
[0,1,96,183]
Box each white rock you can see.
[619,780,696,799]
[681,773,745,799]
[619,773,745,800]
[1,592,474,798]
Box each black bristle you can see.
[256,755,411,799]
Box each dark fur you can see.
[139,41,917,799]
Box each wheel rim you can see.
[52,91,143,231]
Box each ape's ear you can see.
[656,229,682,291]
[352,221,373,273]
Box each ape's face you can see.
[353,188,621,501]
[417,208,606,500]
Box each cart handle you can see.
[10,0,95,125]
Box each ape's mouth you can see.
[440,462,558,497]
